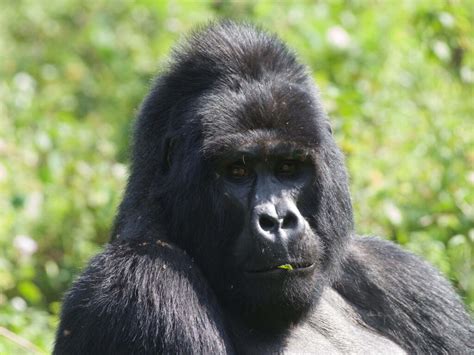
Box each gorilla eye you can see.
[277,160,298,177]
[227,163,249,179]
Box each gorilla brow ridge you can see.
[202,131,316,162]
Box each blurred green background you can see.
[1,0,473,352]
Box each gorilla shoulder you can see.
[335,236,474,353]
[54,239,233,354]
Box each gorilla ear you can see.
[325,121,333,135]
[163,137,176,173]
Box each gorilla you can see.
[54,22,473,354]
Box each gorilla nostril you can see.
[259,215,278,231]
[282,213,298,229]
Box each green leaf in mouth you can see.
[277,264,294,271]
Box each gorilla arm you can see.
[53,239,233,354]
[335,236,474,354]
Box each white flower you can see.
[13,72,36,93]
[460,67,474,84]
[25,192,43,219]
[433,41,450,62]
[468,171,474,184]
[0,163,7,182]
[326,26,351,50]
[11,297,27,311]
[439,12,454,28]
[112,163,128,179]
[384,202,403,225]
[13,235,38,258]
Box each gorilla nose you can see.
[258,213,298,232]
[258,214,279,231]
[253,202,304,241]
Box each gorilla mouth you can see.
[245,262,315,274]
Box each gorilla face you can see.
[157,78,353,330]
[212,137,322,329]
[218,142,318,276]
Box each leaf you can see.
[277,264,294,271]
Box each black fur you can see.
[55,21,473,354]
[337,237,473,353]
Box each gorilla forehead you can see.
[197,79,326,155]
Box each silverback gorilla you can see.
[54,22,473,354]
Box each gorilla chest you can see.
[284,289,406,354]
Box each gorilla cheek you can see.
[193,196,246,288]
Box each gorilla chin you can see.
[222,228,325,331]
[227,266,323,332]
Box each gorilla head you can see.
[114,22,354,332]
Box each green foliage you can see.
[0,0,472,352]
[277,264,294,271]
